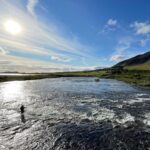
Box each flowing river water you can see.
[0,77,150,150]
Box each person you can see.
[20,105,25,113]
[21,113,26,123]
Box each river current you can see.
[0,77,150,150]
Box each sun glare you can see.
[4,19,22,35]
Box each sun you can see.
[4,19,22,35]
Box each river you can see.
[0,77,150,150]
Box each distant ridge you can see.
[113,51,150,70]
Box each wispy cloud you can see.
[110,34,148,63]
[110,55,125,62]
[110,37,132,62]
[102,18,118,33]
[3,0,91,57]
[0,46,8,55]
[0,54,74,73]
[27,0,39,17]
[0,0,94,72]
[116,37,132,52]
[51,55,71,62]
[0,54,97,73]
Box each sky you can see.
[0,0,150,72]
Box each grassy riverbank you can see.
[106,69,150,86]
[0,69,150,87]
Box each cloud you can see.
[0,47,8,55]
[51,55,71,62]
[76,66,101,71]
[110,55,125,62]
[0,0,91,57]
[130,22,150,35]
[27,0,39,16]
[0,54,99,73]
[116,37,132,53]
[0,54,75,73]
[110,37,132,62]
[102,19,118,33]
[107,19,117,26]
[130,21,150,47]
[0,0,95,72]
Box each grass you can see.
[52,70,107,77]
[123,61,150,71]
[108,70,150,86]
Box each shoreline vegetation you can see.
[0,68,150,87]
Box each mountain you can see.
[113,51,150,70]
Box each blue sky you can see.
[0,0,150,72]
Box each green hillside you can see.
[114,51,150,70]
[124,61,150,70]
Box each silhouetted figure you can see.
[21,113,26,123]
[20,105,25,113]
[20,105,26,123]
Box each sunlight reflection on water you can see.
[0,81,25,103]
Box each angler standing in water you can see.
[20,105,26,123]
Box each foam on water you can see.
[92,108,115,121]
[116,104,123,108]
[143,113,150,126]
[124,93,150,104]
[77,98,102,107]
[116,112,135,124]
